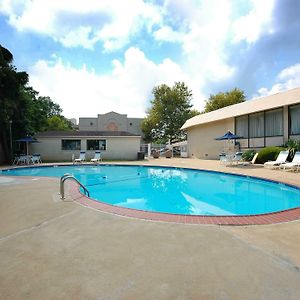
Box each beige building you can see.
[181,87,300,159]
[32,131,141,161]
[31,111,144,161]
[79,111,143,138]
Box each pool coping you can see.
[67,164,300,226]
[2,163,300,225]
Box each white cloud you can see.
[153,0,235,85]
[0,0,163,51]
[256,63,300,97]
[153,25,183,43]
[232,0,275,43]
[28,47,203,120]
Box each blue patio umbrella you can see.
[215,131,243,153]
[215,131,243,140]
[15,136,39,156]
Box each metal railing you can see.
[60,173,90,200]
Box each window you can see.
[235,115,248,138]
[62,140,81,150]
[290,104,300,135]
[87,139,106,151]
[265,108,283,136]
[249,112,264,138]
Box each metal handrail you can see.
[60,174,90,200]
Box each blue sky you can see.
[1,0,300,120]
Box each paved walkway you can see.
[0,159,300,299]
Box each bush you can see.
[241,149,256,161]
[256,146,285,164]
[285,139,300,159]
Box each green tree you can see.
[204,88,246,113]
[46,115,73,131]
[0,45,30,162]
[142,82,199,143]
[0,45,71,163]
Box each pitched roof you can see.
[35,130,141,138]
[181,87,300,130]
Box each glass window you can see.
[87,139,106,151]
[290,104,300,135]
[235,115,248,138]
[265,108,283,136]
[249,112,264,138]
[62,140,81,150]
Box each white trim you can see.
[181,87,300,130]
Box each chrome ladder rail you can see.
[60,174,90,199]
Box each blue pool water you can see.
[1,165,300,216]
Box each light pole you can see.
[9,120,13,162]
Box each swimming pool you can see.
[2,165,300,216]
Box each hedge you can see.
[256,146,285,164]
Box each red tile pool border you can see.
[68,182,300,226]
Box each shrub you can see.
[241,149,256,162]
[285,139,300,159]
[256,146,285,164]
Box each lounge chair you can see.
[74,151,86,163]
[264,150,289,168]
[239,152,259,166]
[279,151,300,171]
[91,151,102,163]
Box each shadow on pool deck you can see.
[1,159,300,299]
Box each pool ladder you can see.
[60,173,90,200]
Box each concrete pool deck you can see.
[1,158,300,299]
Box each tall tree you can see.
[142,82,199,143]
[204,88,246,113]
[0,45,71,163]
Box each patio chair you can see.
[74,151,86,163]
[31,153,42,164]
[279,151,300,171]
[232,152,243,164]
[264,150,289,169]
[14,154,27,165]
[219,152,227,164]
[91,151,102,163]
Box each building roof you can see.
[35,131,141,138]
[181,87,300,130]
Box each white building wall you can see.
[187,118,234,159]
[31,136,141,161]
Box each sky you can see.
[1,0,300,121]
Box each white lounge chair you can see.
[91,151,102,163]
[279,151,300,171]
[74,151,86,163]
[239,152,259,166]
[264,150,289,168]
